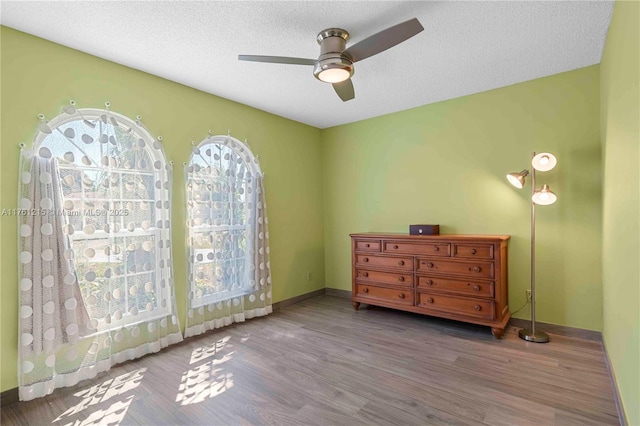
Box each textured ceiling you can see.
[1,1,613,129]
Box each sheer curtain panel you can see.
[18,107,182,401]
[185,136,272,337]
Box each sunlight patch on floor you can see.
[53,368,145,424]
[176,362,234,405]
[61,395,134,426]
[178,340,236,405]
[189,335,232,365]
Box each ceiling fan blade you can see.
[238,55,316,66]
[343,18,424,63]
[333,79,355,102]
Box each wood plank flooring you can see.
[1,295,620,425]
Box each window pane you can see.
[38,113,171,329]
[188,140,254,306]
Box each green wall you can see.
[0,27,4,394]
[0,27,325,393]
[322,66,603,331]
[600,1,640,424]
[2,11,635,415]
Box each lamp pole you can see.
[530,152,538,337]
[518,152,550,343]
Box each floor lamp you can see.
[507,152,557,343]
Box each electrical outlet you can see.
[526,289,532,301]
[307,272,312,281]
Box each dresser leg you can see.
[352,301,360,311]
[491,327,505,339]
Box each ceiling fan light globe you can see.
[318,68,351,83]
[313,56,353,84]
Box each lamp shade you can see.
[506,170,529,189]
[532,153,557,172]
[532,184,557,205]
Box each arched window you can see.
[185,136,272,337]
[35,109,174,327]
[18,106,182,401]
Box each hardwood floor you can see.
[1,295,620,425]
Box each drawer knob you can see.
[473,285,480,291]
[470,249,477,254]
[393,245,399,249]
[427,297,434,303]
[362,272,369,277]
[399,276,405,282]
[363,287,369,293]
[398,260,405,266]
[363,257,369,263]
[433,246,440,252]
[427,262,434,268]
[398,293,405,299]
[426,280,434,286]
[365,243,370,248]
[469,266,481,272]
[474,305,481,311]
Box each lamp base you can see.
[518,328,550,343]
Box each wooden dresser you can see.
[350,233,510,338]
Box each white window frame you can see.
[187,136,261,308]
[34,108,172,331]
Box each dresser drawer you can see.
[355,254,413,270]
[416,258,494,279]
[356,284,414,306]
[417,293,495,320]
[355,239,381,252]
[453,243,494,260]
[417,276,494,298]
[383,241,451,257]
[356,269,413,287]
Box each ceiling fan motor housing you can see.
[313,28,354,82]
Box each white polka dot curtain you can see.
[17,107,182,401]
[184,136,272,338]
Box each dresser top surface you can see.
[350,232,510,242]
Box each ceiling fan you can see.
[238,18,424,102]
